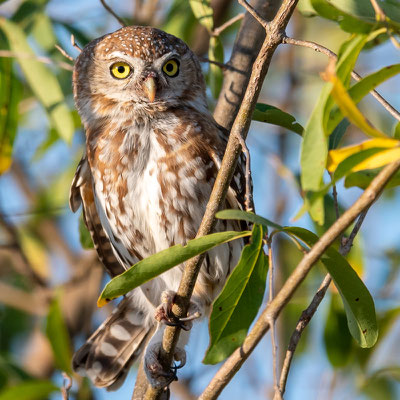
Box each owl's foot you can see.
[154,290,202,331]
[144,341,186,389]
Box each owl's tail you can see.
[72,295,155,390]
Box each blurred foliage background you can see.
[0,0,399,399]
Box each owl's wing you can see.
[69,155,125,277]
[213,125,254,214]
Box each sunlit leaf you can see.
[204,224,268,364]
[18,230,49,280]
[45,295,72,374]
[283,227,378,348]
[252,103,304,135]
[208,36,223,99]
[98,230,251,306]
[327,138,399,172]
[189,0,214,32]
[327,74,387,138]
[0,380,58,400]
[0,18,74,143]
[328,64,400,134]
[31,13,57,52]
[0,58,22,175]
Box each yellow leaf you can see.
[328,74,387,138]
[0,142,13,174]
[351,147,400,172]
[327,138,399,172]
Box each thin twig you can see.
[61,372,72,400]
[235,132,253,211]
[99,0,127,27]
[212,13,245,36]
[370,0,386,21]
[332,181,340,220]
[277,274,332,397]
[71,34,82,52]
[198,57,240,72]
[341,207,370,256]
[143,0,299,399]
[238,0,268,28]
[55,45,74,62]
[199,160,400,400]
[282,36,400,122]
[0,50,73,71]
[267,240,280,400]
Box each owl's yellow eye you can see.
[110,62,132,79]
[162,59,179,77]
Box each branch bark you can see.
[199,159,400,400]
[142,1,298,399]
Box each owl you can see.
[70,25,250,391]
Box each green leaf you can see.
[203,224,268,364]
[0,18,74,143]
[324,294,353,367]
[329,119,350,150]
[208,36,223,99]
[45,295,72,373]
[0,380,58,400]
[252,103,304,135]
[300,83,331,193]
[284,227,378,348]
[216,209,282,230]
[328,64,400,134]
[79,214,94,249]
[345,169,400,190]
[393,122,400,140]
[189,0,214,32]
[98,230,251,305]
[0,57,22,175]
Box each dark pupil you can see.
[166,63,174,72]
[117,66,125,73]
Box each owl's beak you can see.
[143,76,156,102]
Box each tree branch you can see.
[199,159,400,400]
[282,36,400,122]
[99,0,127,27]
[143,0,299,398]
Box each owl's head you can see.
[73,26,208,124]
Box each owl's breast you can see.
[89,119,216,266]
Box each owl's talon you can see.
[144,341,186,389]
[154,290,202,330]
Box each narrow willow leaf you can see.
[252,103,304,135]
[216,209,282,230]
[0,18,74,143]
[204,224,268,364]
[324,294,352,367]
[189,0,214,32]
[300,83,331,192]
[208,36,223,99]
[0,58,21,174]
[328,74,387,138]
[328,64,400,133]
[98,230,251,305]
[327,138,399,171]
[393,122,400,140]
[345,169,400,190]
[284,227,378,348]
[0,381,58,400]
[45,296,72,373]
[301,34,368,197]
